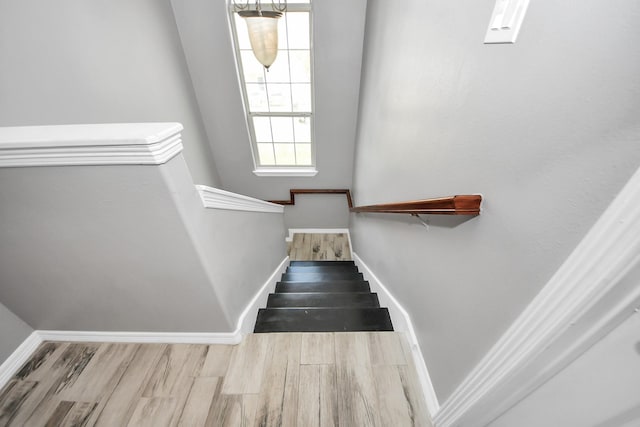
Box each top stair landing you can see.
[287,233,352,261]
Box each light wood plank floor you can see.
[0,332,432,426]
[288,233,352,261]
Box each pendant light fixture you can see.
[234,1,287,70]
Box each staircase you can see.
[254,260,394,332]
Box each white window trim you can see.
[228,1,316,177]
[253,166,318,177]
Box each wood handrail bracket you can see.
[268,190,481,216]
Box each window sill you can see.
[253,167,318,177]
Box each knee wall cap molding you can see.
[197,185,284,213]
[0,122,184,167]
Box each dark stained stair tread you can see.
[280,272,364,282]
[289,260,355,267]
[286,265,360,274]
[275,281,371,293]
[254,308,393,333]
[267,292,380,308]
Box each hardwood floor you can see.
[288,233,352,261]
[0,333,432,426]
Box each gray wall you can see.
[351,0,640,402]
[283,196,351,229]
[0,0,220,187]
[170,0,366,229]
[489,311,640,427]
[0,302,33,364]
[160,156,287,323]
[0,154,285,332]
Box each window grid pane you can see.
[295,143,311,165]
[253,116,312,166]
[274,143,296,165]
[252,117,272,142]
[271,117,294,142]
[233,4,313,167]
[267,84,292,112]
[258,143,276,165]
[293,116,311,142]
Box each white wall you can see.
[0,0,220,187]
[0,153,285,332]
[0,302,33,364]
[351,0,640,402]
[488,311,640,427]
[170,0,367,228]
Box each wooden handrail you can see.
[268,189,353,208]
[268,189,481,216]
[350,195,482,215]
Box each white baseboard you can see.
[236,256,289,335]
[434,165,640,427]
[353,252,440,419]
[0,332,43,390]
[36,330,243,345]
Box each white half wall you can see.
[0,123,286,334]
[0,159,230,331]
[0,255,289,390]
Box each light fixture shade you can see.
[239,10,282,69]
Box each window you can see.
[229,1,316,176]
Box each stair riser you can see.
[275,282,371,293]
[286,266,360,274]
[254,308,393,333]
[267,293,380,308]
[281,272,364,282]
[289,261,355,267]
